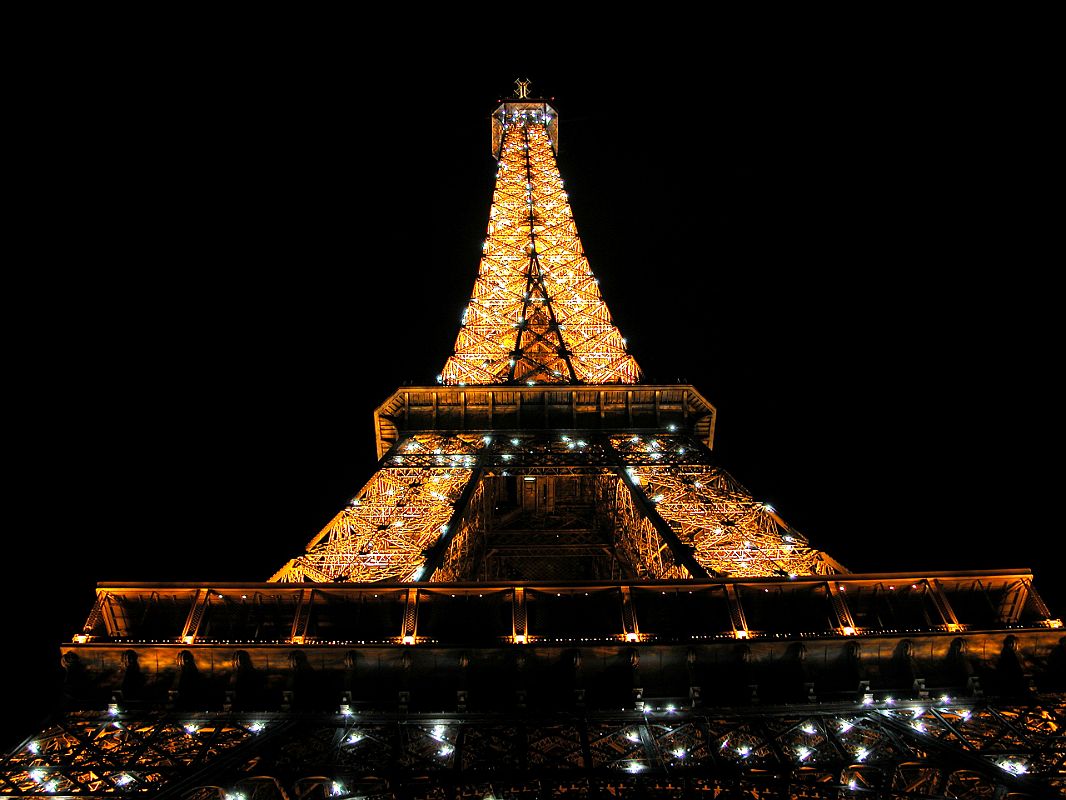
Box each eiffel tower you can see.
[4,86,1064,800]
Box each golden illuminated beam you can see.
[601,473,689,580]
[441,104,640,386]
[271,435,480,583]
[611,435,843,578]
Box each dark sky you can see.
[8,43,1062,747]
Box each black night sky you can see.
[7,39,1062,748]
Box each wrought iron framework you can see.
[8,90,1064,800]
[440,101,640,386]
[272,432,842,584]
[5,699,1064,798]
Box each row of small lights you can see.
[25,704,1029,785]
[23,718,272,795]
[38,698,976,732]
[82,625,979,646]
[400,430,689,455]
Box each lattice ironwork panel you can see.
[599,472,685,581]
[0,712,265,797]
[613,435,841,578]
[270,430,846,584]
[272,435,482,583]
[585,721,648,771]
[458,725,522,772]
[4,699,1063,797]
[523,724,585,770]
[441,106,639,386]
[430,477,492,583]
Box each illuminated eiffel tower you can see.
[3,85,1064,799]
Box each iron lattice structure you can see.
[440,101,639,386]
[5,700,1065,798]
[6,90,1064,799]
[271,100,841,586]
[272,433,842,585]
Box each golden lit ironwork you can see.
[602,471,688,580]
[6,701,1064,797]
[428,477,491,582]
[0,712,258,796]
[613,435,842,578]
[272,435,480,583]
[441,103,640,386]
[272,430,843,583]
[8,90,1062,800]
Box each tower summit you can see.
[4,90,1063,800]
[441,98,639,386]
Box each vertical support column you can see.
[620,586,640,642]
[75,591,109,642]
[826,582,857,635]
[926,579,962,632]
[997,580,1029,624]
[100,593,120,638]
[401,587,419,644]
[180,588,210,645]
[289,588,314,644]
[610,448,710,580]
[724,584,750,639]
[512,587,528,644]
[419,469,483,581]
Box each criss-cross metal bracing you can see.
[440,101,640,386]
[4,699,1063,798]
[272,432,841,584]
[270,99,835,585]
